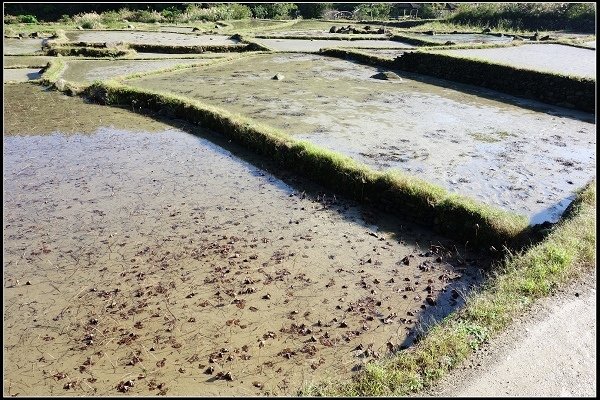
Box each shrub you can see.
[15,14,39,23]
[74,12,103,29]
[353,3,392,20]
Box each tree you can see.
[296,3,333,19]
[353,3,392,20]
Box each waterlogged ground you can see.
[403,33,513,44]
[432,44,596,78]
[3,84,488,396]
[65,31,239,46]
[254,38,414,52]
[59,57,238,84]
[3,68,42,82]
[3,38,44,55]
[3,55,53,67]
[127,53,596,223]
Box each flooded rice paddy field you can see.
[59,57,237,84]
[127,53,595,224]
[3,55,53,67]
[260,31,389,39]
[254,38,414,52]
[432,44,596,78]
[129,52,231,60]
[4,84,489,396]
[65,31,239,46]
[3,38,45,55]
[404,33,514,44]
[3,68,42,82]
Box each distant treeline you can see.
[450,3,596,33]
[3,3,596,32]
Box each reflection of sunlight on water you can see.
[127,53,596,222]
[4,85,491,396]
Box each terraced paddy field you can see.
[3,38,45,55]
[126,53,595,224]
[3,55,53,67]
[400,33,513,44]
[431,44,596,78]
[3,68,42,82]
[254,38,414,52]
[58,57,242,84]
[65,31,239,46]
[3,84,489,396]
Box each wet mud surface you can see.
[4,84,489,396]
[59,58,226,83]
[3,38,45,55]
[432,44,596,78]
[129,52,230,60]
[406,33,513,44]
[127,53,596,223]
[3,68,42,82]
[254,38,414,52]
[65,31,239,46]
[3,55,53,67]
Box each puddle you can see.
[3,68,42,82]
[407,33,513,44]
[3,84,488,396]
[127,53,596,223]
[3,38,45,55]
[59,58,228,83]
[254,38,414,52]
[65,31,239,46]
[432,44,596,78]
[3,55,53,67]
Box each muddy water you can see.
[254,38,414,52]
[3,68,42,82]
[3,55,53,67]
[130,52,231,59]
[3,38,45,55]
[264,31,389,39]
[355,49,407,59]
[127,53,596,223]
[65,31,239,46]
[59,58,230,84]
[407,33,513,44]
[4,84,487,396]
[432,44,596,78]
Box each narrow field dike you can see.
[83,80,529,249]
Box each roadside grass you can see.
[302,180,596,396]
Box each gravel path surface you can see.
[424,269,596,397]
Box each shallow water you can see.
[3,84,487,396]
[127,53,596,223]
[3,55,53,67]
[129,52,229,59]
[3,38,44,55]
[65,31,238,46]
[254,38,414,52]
[408,33,513,44]
[59,58,228,83]
[3,68,42,82]
[433,44,596,78]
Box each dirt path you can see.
[424,269,596,397]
